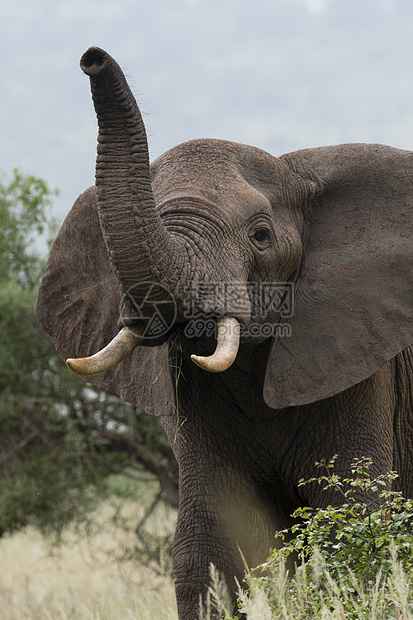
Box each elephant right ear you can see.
[35,187,175,416]
[264,143,413,409]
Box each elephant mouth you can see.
[65,280,288,377]
[66,316,241,377]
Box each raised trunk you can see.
[80,47,183,307]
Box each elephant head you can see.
[35,47,413,414]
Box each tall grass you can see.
[201,550,413,619]
[202,458,413,620]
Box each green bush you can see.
[275,457,413,581]
[239,457,413,619]
[205,458,413,619]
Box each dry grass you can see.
[0,495,178,620]
[5,524,412,620]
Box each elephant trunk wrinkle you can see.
[80,46,186,305]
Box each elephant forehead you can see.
[151,139,276,215]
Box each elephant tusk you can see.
[66,325,144,376]
[191,317,240,373]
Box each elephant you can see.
[35,47,413,619]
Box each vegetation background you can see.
[0,171,179,616]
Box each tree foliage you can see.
[0,169,58,287]
[0,169,178,540]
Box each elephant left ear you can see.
[264,143,413,409]
[34,186,175,416]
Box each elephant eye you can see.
[251,228,271,245]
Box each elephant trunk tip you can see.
[80,47,108,76]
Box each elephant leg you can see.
[173,499,242,619]
[393,349,413,497]
[171,469,279,620]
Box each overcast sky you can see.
[1,0,413,224]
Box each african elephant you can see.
[35,47,413,619]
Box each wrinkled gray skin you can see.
[35,48,413,619]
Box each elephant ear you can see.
[264,143,413,409]
[35,186,175,416]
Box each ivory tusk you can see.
[191,317,240,373]
[66,325,144,376]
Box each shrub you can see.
[242,457,413,619]
[206,458,413,619]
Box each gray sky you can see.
[1,0,413,224]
